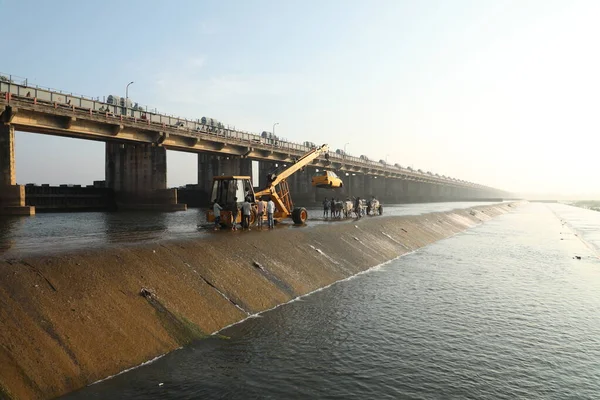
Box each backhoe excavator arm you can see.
[254,144,329,216]
[263,144,329,188]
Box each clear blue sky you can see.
[2,0,599,197]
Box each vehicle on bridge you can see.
[379,159,387,165]
[303,141,316,149]
[207,144,332,227]
[335,149,346,156]
[360,155,370,161]
[311,170,343,188]
[201,117,224,133]
[261,131,279,146]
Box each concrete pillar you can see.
[363,175,373,198]
[371,176,385,200]
[417,182,428,202]
[430,184,441,201]
[384,178,400,204]
[0,125,35,215]
[400,180,411,203]
[0,124,15,187]
[106,142,185,211]
[346,174,363,198]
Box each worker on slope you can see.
[267,197,275,229]
[242,198,252,231]
[323,197,330,219]
[213,200,222,231]
[257,196,266,230]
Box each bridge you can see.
[0,74,510,215]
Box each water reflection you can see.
[0,202,503,259]
[102,212,169,244]
[0,217,24,255]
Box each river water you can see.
[0,201,500,259]
[62,202,600,399]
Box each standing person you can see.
[213,199,222,231]
[257,196,266,229]
[267,197,275,229]
[231,197,239,231]
[331,198,336,219]
[242,198,252,231]
[354,196,361,219]
[323,197,330,218]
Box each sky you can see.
[1,0,599,198]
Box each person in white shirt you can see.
[257,197,266,229]
[266,197,275,229]
[212,200,222,231]
[241,199,252,230]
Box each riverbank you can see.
[0,202,522,399]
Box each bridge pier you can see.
[384,178,401,204]
[294,166,317,204]
[370,176,386,200]
[105,142,185,211]
[0,125,35,215]
[404,181,416,202]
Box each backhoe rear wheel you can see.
[292,207,308,224]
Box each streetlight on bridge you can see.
[272,122,279,136]
[125,81,134,116]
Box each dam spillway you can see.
[0,202,521,399]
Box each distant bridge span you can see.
[0,77,509,215]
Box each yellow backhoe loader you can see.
[206,144,332,227]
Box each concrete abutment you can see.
[105,142,185,211]
[0,124,35,215]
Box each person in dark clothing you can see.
[354,197,361,219]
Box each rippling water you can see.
[0,201,500,259]
[63,203,600,399]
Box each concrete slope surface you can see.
[0,202,523,399]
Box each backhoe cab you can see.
[207,176,258,227]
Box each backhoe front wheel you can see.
[292,207,308,224]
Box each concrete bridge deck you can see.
[0,77,509,215]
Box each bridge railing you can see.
[0,77,494,190]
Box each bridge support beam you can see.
[0,125,35,215]
[106,142,185,211]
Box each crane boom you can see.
[263,144,329,189]
[254,144,329,218]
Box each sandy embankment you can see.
[0,202,522,399]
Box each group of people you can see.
[212,196,276,231]
[322,196,379,219]
[322,197,344,218]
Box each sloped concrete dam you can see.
[0,202,522,399]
